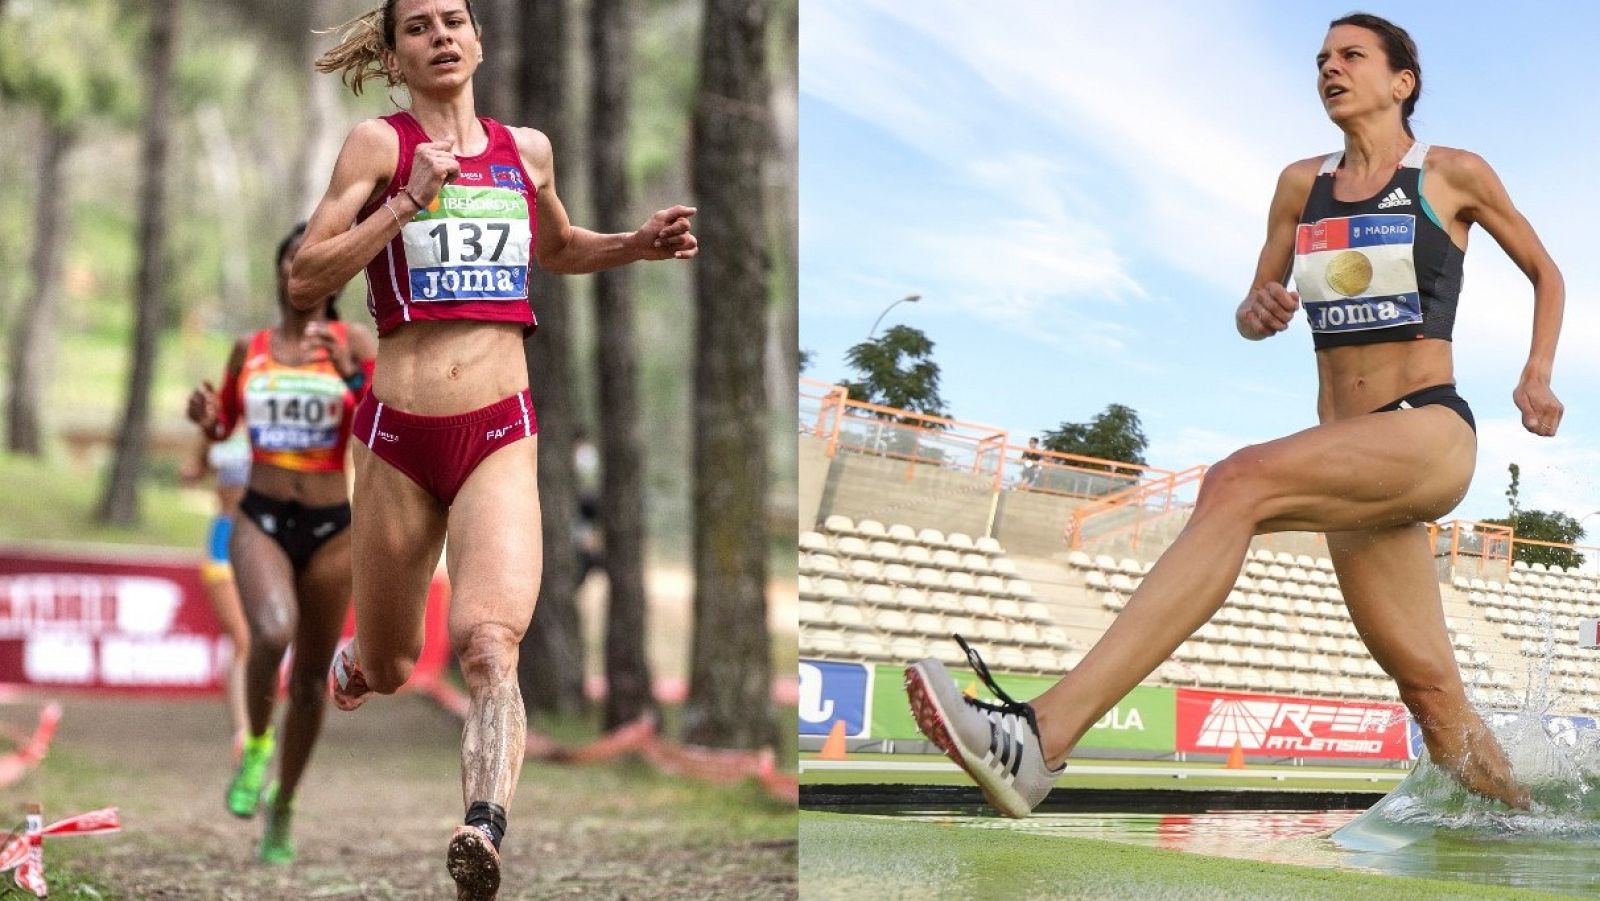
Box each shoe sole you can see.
[447,829,501,900]
[330,650,371,712]
[904,663,1032,818]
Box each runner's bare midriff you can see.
[248,466,350,507]
[1315,337,1455,424]
[371,320,530,416]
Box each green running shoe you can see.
[226,728,274,818]
[258,782,295,864]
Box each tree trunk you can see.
[475,0,522,122]
[5,121,72,456]
[296,0,341,217]
[589,0,656,730]
[516,0,587,716]
[97,0,178,526]
[683,0,773,750]
[767,0,799,422]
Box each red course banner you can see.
[1175,688,1409,761]
[0,544,452,695]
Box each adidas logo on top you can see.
[1377,187,1412,209]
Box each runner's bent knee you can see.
[453,623,521,689]
[1192,451,1275,525]
[363,650,420,695]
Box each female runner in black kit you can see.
[907,12,1564,818]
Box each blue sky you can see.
[800,1,1600,529]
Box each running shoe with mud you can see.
[447,824,501,901]
[329,641,372,712]
[905,635,1065,818]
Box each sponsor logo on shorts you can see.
[377,431,399,443]
[486,423,517,441]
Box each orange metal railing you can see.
[1066,465,1209,551]
[798,378,1167,498]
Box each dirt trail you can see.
[4,694,795,899]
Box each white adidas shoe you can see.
[905,636,1064,818]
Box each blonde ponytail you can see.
[314,7,395,96]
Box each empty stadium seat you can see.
[976,536,1003,555]
[902,545,933,566]
[887,523,918,543]
[917,527,947,547]
[800,531,829,552]
[889,636,927,661]
[835,536,869,557]
[976,575,1009,596]
[882,563,916,584]
[991,557,1018,577]
[995,645,1029,671]
[822,514,855,534]
[947,572,978,592]
[847,558,881,582]
[962,552,993,574]
[874,608,911,632]
[948,532,975,550]
[832,605,867,629]
[869,540,903,563]
[860,584,894,607]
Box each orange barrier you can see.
[0,704,60,789]
[416,677,797,805]
[0,805,121,897]
[1068,465,1209,551]
[800,377,1165,499]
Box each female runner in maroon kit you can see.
[295,1,696,897]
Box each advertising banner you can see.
[1177,688,1409,761]
[1409,711,1599,759]
[798,660,871,737]
[869,664,1174,752]
[0,544,452,694]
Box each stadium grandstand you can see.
[798,379,1600,767]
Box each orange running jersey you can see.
[216,324,355,473]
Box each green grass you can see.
[799,811,1569,900]
[0,451,211,548]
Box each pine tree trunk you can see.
[5,122,72,456]
[517,0,587,716]
[683,0,774,749]
[589,0,656,730]
[97,0,179,526]
[475,0,522,122]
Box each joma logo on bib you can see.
[413,267,525,300]
[1308,298,1409,330]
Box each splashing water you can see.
[1335,611,1600,850]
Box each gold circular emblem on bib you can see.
[1325,250,1373,297]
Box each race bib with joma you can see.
[402,185,533,303]
[1292,214,1422,334]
